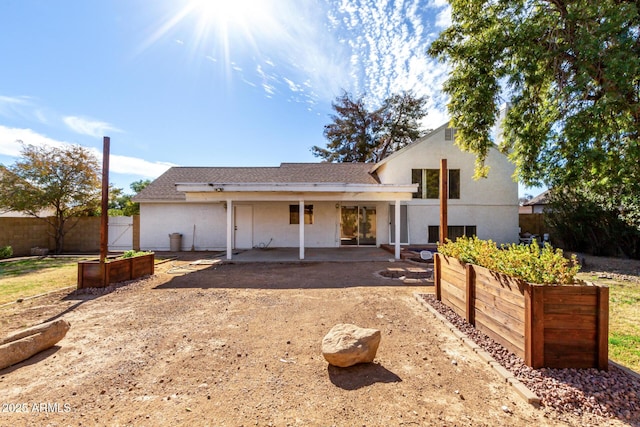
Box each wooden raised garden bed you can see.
[434,253,609,370]
[77,253,154,289]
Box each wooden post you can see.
[528,285,545,368]
[434,253,441,300]
[439,159,448,244]
[597,286,609,370]
[466,264,475,325]
[100,136,110,286]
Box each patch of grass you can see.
[577,272,640,372]
[609,334,640,370]
[0,257,90,305]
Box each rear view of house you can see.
[133,123,518,259]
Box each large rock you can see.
[322,323,381,367]
[0,319,70,370]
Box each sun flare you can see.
[141,0,277,61]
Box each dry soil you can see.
[0,257,632,426]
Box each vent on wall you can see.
[445,127,457,141]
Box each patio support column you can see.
[394,200,401,260]
[299,200,305,260]
[226,199,233,260]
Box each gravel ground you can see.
[421,294,640,426]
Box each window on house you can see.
[445,127,457,141]
[412,169,461,199]
[289,204,313,224]
[427,225,477,243]
[449,169,460,199]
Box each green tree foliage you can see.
[312,90,428,162]
[0,143,101,253]
[108,179,151,216]
[545,188,640,259]
[429,0,640,228]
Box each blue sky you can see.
[0,0,539,196]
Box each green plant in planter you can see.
[120,250,153,259]
[438,236,580,284]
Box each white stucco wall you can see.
[139,202,227,251]
[376,125,519,244]
[140,200,397,250]
[250,201,340,248]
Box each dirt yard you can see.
[0,258,630,426]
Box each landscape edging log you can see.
[0,319,70,370]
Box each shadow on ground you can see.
[327,362,402,390]
[153,262,426,290]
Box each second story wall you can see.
[373,124,517,207]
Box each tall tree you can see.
[0,143,101,253]
[109,179,151,216]
[428,0,640,210]
[312,90,428,163]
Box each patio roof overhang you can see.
[175,182,418,202]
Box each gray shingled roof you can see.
[523,189,550,206]
[134,163,379,201]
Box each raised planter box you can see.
[77,253,154,289]
[434,253,608,370]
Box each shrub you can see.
[438,236,580,284]
[0,246,12,259]
[120,250,152,259]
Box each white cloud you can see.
[435,7,452,29]
[329,0,450,129]
[0,125,67,156]
[107,153,174,177]
[0,125,173,179]
[63,116,121,138]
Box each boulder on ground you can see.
[0,319,70,370]
[322,323,381,367]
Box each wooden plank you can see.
[544,328,596,344]
[474,299,524,334]
[545,341,596,356]
[106,259,132,284]
[543,286,598,299]
[544,303,597,315]
[78,261,103,289]
[475,288,526,323]
[597,286,609,370]
[475,274,526,308]
[474,266,527,295]
[475,310,525,354]
[442,293,466,319]
[442,278,466,302]
[542,351,596,369]
[440,265,467,285]
[476,321,525,359]
[543,313,596,329]
[131,254,154,277]
[543,293,597,306]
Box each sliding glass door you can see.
[340,206,376,246]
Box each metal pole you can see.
[100,137,110,285]
[439,158,448,244]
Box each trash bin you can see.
[169,233,182,251]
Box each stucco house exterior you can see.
[133,123,519,259]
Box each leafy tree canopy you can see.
[0,142,101,253]
[312,90,428,163]
[429,0,640,195]
[109,179,151,216]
